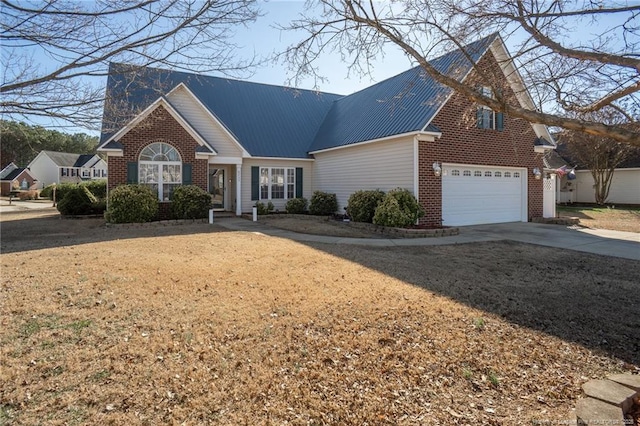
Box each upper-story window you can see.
[139,142,182,201]
[477,86,504,131]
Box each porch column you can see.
[235,164,242,216]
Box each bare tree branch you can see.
[0,0,260,130]
[279,0,640,146]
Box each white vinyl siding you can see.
[241,159,313,212]
[573,169,640,204]
[313,137,415,212]
[167,86,244,157]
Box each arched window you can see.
[139,142,182,201]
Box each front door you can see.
[209,167,226,210]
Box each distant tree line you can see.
[0,120,99,167]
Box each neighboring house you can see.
[549,143,640,205]
[98,33,556,226]
[0,162,38,195]
[27,151,107,187]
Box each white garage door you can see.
[442,164,526,226]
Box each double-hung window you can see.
[259,167,295,200]
[477,86,504,131]
[139,142,182,201]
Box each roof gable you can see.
[101,65,342,158]
[309,34,497,152]
[1,167,35,182]
[0,162,18,179]
[99,97,216,154]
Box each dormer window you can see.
[477,86,504,131]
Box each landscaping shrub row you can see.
[51,180,107,216]
[105,184,213,223]
[347,188,424,228]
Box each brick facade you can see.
[419,53,544,226]
[107,105,209,218]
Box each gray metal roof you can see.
[309,35,496,151]
[101,66,342,158]
[101,33,498,157]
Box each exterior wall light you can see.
[532,167,542,180]
[433,162,442,177]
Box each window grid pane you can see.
[271,168,285,199]
[287,169,295,199]
[260,168,269,199]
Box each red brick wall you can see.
[419,53,544,226]
[107,105,209,218]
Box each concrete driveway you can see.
[0,198,54,213]
[217,218,640,261]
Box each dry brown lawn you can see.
[558,206,640,233]
[1,210,639,425]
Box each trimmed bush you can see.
[309,191,338,216]
[41,181,106,201]
[285,197,308,214]
[170,185,212,219]
[106,185,158,223]
[57,186,97,216]
[83,180,107,199]
[347,189,385,223]
[52,182,78,202]
[372,188,424,228]
[40,184,54,200]
[255,201,274,215]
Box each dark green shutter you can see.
[295,167,303,198]
[476,108,484,129]
[496,112,504,131]
[126,162,138,184]
[182,164,192,185]
[251,166,259,200]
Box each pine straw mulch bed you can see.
[1,215,639,425]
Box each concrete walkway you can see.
[216,218,640,261]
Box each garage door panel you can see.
[442,165,525,226]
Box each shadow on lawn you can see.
[2,212,638,367]
[0,211,223,254]
[304,240,640,367]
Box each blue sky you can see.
[232,0,412,94]
[4,0,636,135]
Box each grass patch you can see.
[19,315,60,337]
[65,319,92,331]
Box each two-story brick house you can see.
[98,33,556,226]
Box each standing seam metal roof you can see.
[101,34,498,157]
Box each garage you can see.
[442,164,527,226]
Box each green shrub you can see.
[170,185,212,219]
[40,184,54,199]
[347,189,385,223]
[285,197,308,214]
[53,183,78,202]
[41,181,107,201]
[372,188,424,228]
[83,180,107,199]
[309,191,338,216]
[106,185,158,223]
[57,186,97,216]
[254,201,274,215]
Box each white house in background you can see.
[547,146,640,205]
[27,151,107,187]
